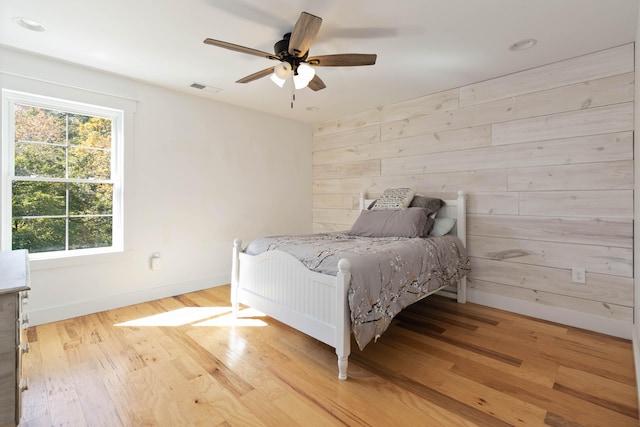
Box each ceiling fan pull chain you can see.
[291,79,295,109]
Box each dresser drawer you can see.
[0,249,30,427]
[0,293,18,426]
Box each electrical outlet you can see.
[151,253,162,271]
[571,267,585,284]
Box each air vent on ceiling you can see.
[190,83,222,93]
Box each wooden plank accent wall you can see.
[311,44,634,325]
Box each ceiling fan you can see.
[203,11,377,91]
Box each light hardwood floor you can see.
[20,285,638,426]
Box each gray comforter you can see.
[245,233,471,350]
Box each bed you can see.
[231,190,470,380]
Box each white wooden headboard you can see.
[359,191,467,247]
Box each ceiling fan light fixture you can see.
[293,74,309,90]
[274,62,292,79]
[297,63,315,80]
[293,63,315,89]
[271,61,292,87]
[270,73,287,88]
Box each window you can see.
[1,90,124,257]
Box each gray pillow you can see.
[410,196,444,236]
[348,207,428,238]
[410,195,444,213]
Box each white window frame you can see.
[1,89,124,259]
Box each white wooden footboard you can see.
[232,239,352,380]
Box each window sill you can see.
[29,248,128,271]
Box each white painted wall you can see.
[0,47,312,325]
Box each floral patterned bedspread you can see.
[245,233,471,350]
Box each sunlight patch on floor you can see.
[194,307,267,327]
[114,306,267,327]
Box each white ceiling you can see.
[1,0,638,124]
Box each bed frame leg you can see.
[231,238,242,314]
[457,277,467,304]
[456,191,467,305]
[336,259,351,380]
[337,356,348,381]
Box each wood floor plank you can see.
[37,322,87,426]
[392,321,560,388]
[450,354,638,426]
[18,330,49,424]
[555,366,637,417]
[238,389,310,426]
[538,335,636,386]
[63,336,123,427]
[272,347,470,426]
[81,313,155,426]
[20,285,638,426]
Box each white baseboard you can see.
[26,274,229,326]
[467,289,632,340]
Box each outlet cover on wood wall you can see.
[572,267,586,284]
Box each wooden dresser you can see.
[0,250,30,427]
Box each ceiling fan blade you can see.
[307,54,377,67]
[288,12,322,57]
[204,38,279,60]
[236,67,275,83]
[307,74,326,91]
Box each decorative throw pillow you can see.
[370,187,416,210]
[429,217,457,236]
[348,207,428,238]
[409,195,444,213]
[410,195,444,236]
